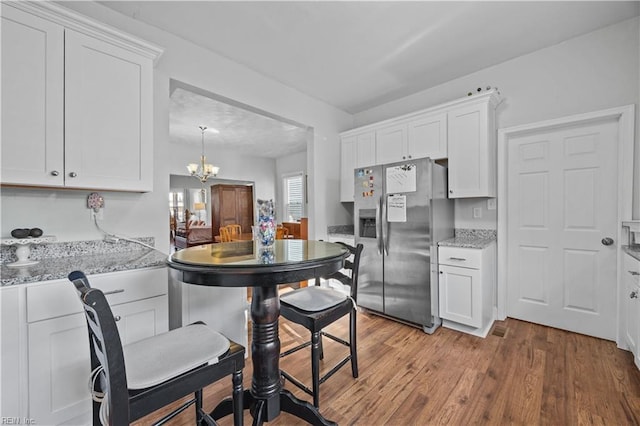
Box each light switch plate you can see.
[487,199,496,210]
[473,207,482,218]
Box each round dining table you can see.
[167,239,349,426]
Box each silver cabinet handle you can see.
[449,257,466,261]
[631,291,638,299]
[103,289,125,295]
[69,172,77,178]
[629,271,640,276]
[51,170,59,176]
[114,315,122,322]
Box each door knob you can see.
[69,172,77,178]
[601,237,614,246]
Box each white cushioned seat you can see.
[280,286,348,312]
[123,324,230,389]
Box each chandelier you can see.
[187,125,219,183]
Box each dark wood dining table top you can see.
[167,239,348,287]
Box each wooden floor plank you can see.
[133,313,640,426]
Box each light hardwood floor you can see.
[134,311,640,425]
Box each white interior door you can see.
[506,118,619,340]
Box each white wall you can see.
[0,1,353,253]
[354,17,640,226]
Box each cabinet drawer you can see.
[438,246,483,269]
[624,252,640,285]
[27,267,167,323]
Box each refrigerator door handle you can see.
[382,196,389,256]
[376,195,382,255]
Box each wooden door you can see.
[211,184,254,237]
[236,186,254,232]
[506,117,619,340]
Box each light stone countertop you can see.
[1,238,168,286]
[438,229,497,249]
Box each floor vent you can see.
[491,324,508,338]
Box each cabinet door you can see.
[355,131,376,167]
[1,5,64,186]
[624,254,640,363]
[113,295,169,344]
[438,264,482,327]
[64,29,153,191]
[447,102,494,198]
[408,112,447,160]
[376,123,408,163]
[340,136,357,201]
[236,186,255,233]
[27,295,167,424]
[28,312,91,424]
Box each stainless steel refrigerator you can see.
[354,158,454,333]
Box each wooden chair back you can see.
[69,271,131,424]
[219,226,232,242]
[315,242,364,300]
[226,224,242,240]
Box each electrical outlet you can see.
[473,207,482,218]
[487,198,497,210]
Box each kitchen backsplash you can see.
[0,237,155,263]
[327,225,354,235]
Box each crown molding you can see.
[4,1,163,63]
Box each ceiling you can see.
[169,82,311,158]
[98,1,640,157]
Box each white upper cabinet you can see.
[1,6,65,187]
[340,131,376,202]
[340,90,501,201]
[0,2,162,192]
[64,29,154,191]
[340,135,357,202]
[408,112,447,160]
[376,122,408,163]
[447,93,500,198]
[376,112,448,163]
[355,131,376,168]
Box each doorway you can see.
[497,105,635,341]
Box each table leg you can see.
[211,285,336,425]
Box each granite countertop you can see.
[1,238,168,286]
[623,245,640,262]
[438,229,497,249]
[327,225,354,237]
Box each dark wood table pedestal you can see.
[211,285,336,426]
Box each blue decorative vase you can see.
[257,199,275,248]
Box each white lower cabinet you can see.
[623,252,640,369]
[438,243,496,337]
[0,267,168,424]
